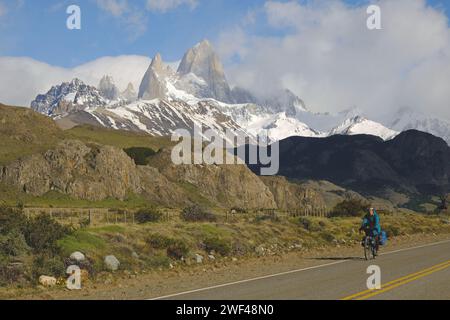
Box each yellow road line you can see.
[355,262,450,300]
[342,259,450,300]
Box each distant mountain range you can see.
[29,40,450,145]
[240,130,450,197]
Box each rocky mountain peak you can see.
[121,82,137,102]
[150,53,164,73]
[98,75,120,100]
[177,39,233,103]
[138,53,168,100]
[31,78,106,116]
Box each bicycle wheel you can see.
[364,238,370,260]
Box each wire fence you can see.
[21,206,333,227]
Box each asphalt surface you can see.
[154,240,450,300]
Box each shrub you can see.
[166,240,189,260]
[31,255,66,279]
[124,147,156,165]
[384,225,401,237]
[181,205,216,222]
[298,217,311,230]
[320,231,336,243]
[135,208,163,224]
[25,214,72,254]
[144,254,171,268]
[203,237,231,256]
[0,231,30,256]
[330,199,370,217]
[0,257,26,286]
[146,234,175,249]
[0,206,27,235]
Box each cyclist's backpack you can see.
[380,230,387,245]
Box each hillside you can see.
[0,104,63,165]
[242,131,450,197]
[0,104,327,210]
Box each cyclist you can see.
[359,207,381,255]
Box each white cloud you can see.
[0,55,152,107]
[146,0,198,13]
[96,0,128,16]
[217,0,450,121]
[95,0,148,40]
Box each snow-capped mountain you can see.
[121,83,137,102]
[31,78,107,116]
[176,40,233,103]
[30,39,449,145]
[53,98,254,144]
[329,116,399,141]
[98,75,120,101]
[385,107,450,144]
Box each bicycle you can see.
[361,229,378,260]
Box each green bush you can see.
[135,208,163,224]
[25,214,72,254]
[203,237,231,256]
[298,217,311,230]
[320,231,336,243]
[166,240,189,260]
[181,205,216,222]
[124,147,156,165]
[0,231,30,256]
[144,254,171,268]
[330,199,370,217]
[0,257,26,286]
[31,255,66,279]
[384,224,401,237]
[0,206,27,235]
[146,234,175,249]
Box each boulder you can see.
[104,255,120,271]
[195,254,204,264]
[39,275,57,287]
[70,251,86,262]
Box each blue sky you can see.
[0,0,449,67]
[1,0,450,120]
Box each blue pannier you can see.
[380,230,387,245]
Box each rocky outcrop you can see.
[0,139,277,208]
[260,176,325,210]
[148,148,277,209]
[1,140,141,201]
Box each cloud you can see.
[217,0,450,121]
[95,0,148,40]
[96,0,128,16]
[0,55,152,107]
[146,0,198,13]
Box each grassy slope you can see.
[0,104,63,166]
[55,212,450,275]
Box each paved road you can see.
[153,240,450,300]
